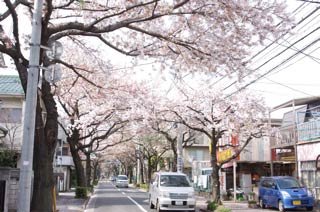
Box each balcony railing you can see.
[297,119,320,141]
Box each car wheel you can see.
[156,200,162,212]
[149,196,154,209]
[259,198,265,209]
[278,200,286,212]
[306,206,313,211]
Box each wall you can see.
[0,168,20,212]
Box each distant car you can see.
[258,176,314,212]
[149,172,196,212]
[115,175,129,188]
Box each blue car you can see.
[258,176,314,212]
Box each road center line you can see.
[127,195,148,212]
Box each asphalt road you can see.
[85,181,151,212]
[84,181,317,212]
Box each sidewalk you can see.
[195,193,320,212]
[56,191,88,212]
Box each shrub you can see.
[140,183,149,190]
[237,196,244,201]
[207,201,218,211]
[216,206,232,212]
[93,179,98,186]
[75,187,87,198]
[248,200,257,204]
[89,184,94,193]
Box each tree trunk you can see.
[85,153,91,187]
[210,129,221,203]
[170,139,177,172]
[139,158,145,184]
[211,164,220,203]
[147,157,152,184]
[92,163,99,182]
[68,136,86,187]
[31,108,52,211]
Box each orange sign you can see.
[217,149,232,163]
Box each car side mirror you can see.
[153,182,158,187]
[272,185,277,190]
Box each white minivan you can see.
[149,172,196,212]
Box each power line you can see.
[222,4,320,90]
[223,26,320,91]
[266,43,320,77]
[224,38,320,98]
[255,81,320,87]
[264,77,317,97]
[297,0,320,4]
[208,2,311,88]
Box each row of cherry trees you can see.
[0,0,292,211]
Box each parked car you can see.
[115,175,129,188]
[258,176,314,212]
[149,172,196,212]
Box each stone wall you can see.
[0,168,19,212]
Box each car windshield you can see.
[277,178,303,189]
[117,176,128,180]
[160,175,191,187]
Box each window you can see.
[160,175,191,187]
[262,179,274,188]
[0,108,22,123]
[277,178,302,189]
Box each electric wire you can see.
[223,26,320,91]
[221,4,320,90]
[209,1,312,88]
[224,37,320,99]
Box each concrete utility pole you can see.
[17,0,43,211]
[177,125,183,173]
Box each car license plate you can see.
[175,201,183,205]
[293,200,301,205]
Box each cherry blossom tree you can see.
[56,57,138,187]
[141,112,197,171]
[0,0,291,210]
[155,84,267,203]
[135,132,171,183]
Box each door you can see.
[268,180,279,207]
[0,180,6,212]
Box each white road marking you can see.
[127,195,148,212]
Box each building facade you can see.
[272,97,320,200]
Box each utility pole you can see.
[177,125,183,173]
[17,0,43,211]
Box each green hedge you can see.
[75,187,87,198]
[216,206,232,212]
[207,201,218,211]
[140,183,149,190]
